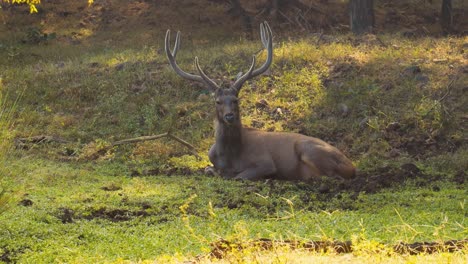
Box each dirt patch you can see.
[18,198,33,207]
[0,248,12,263]
[58,208,75,223]
[100,183,122,191]
[0,246,27,263]
[301,162,427,196]
[206,239,468,260]
[83,207,149,222]
[56,207,151,223]
[454,170,466,185]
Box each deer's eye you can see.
[216,101,221,105]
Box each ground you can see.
[0,0,467,263]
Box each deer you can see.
[165,22,356,182]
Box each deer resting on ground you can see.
[165,22,356,181]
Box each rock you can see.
[338,103,349,117]
[273,107,283,116]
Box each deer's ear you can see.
[214,88,223,97]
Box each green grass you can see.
[0,79,19,216]
[0,158,466,262]
[0,15,467,262]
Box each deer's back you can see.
[242,127,354,180]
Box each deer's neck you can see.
[215,119,243,158]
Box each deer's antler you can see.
[165,30,219,91]
[165,21,273,93]
[232,21,273,92]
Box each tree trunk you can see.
[440,0,452,34]
[228,0,253,38]
[349,0,374,34]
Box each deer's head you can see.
[165,22,273,125]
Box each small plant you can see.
[24,27,56,44]
[79,139,114,161]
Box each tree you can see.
[349,0,374,34]
[227,0,253,37]
[224,0,325,35]
[440,0,453,34]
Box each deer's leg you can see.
[233,162,276,181]
[207,145,224,177]
[298,160,322,181]
[208,144,217,166]
[204,166,220,177]
[295,140,327,180]
[296,140,354,180]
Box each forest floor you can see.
[0,0,467,263]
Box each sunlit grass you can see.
[0,26,467,262]
[0,157,466,262]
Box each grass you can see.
[0,158,466,262]
[0,78,19,216]
[0,2,467,261]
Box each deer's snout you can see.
[224,113,235,123]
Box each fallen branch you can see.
[112,133,169,146]
[111,131,202,160]
[15,135,70,149]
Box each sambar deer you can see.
[165,22,356,181]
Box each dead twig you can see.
[112,133,169,146]
[15,135,70,149]
[166,133,202,159]
[438,78,455,102]
[111,131,201,160]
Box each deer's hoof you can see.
[205,166,219,177]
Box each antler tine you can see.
[251,21,273,78]
[165,30,219,91]
[173,30,181,57]
[194,57,220,91]
[232,56,256,92]
[260,23,268,48]
[230,21,273,92]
